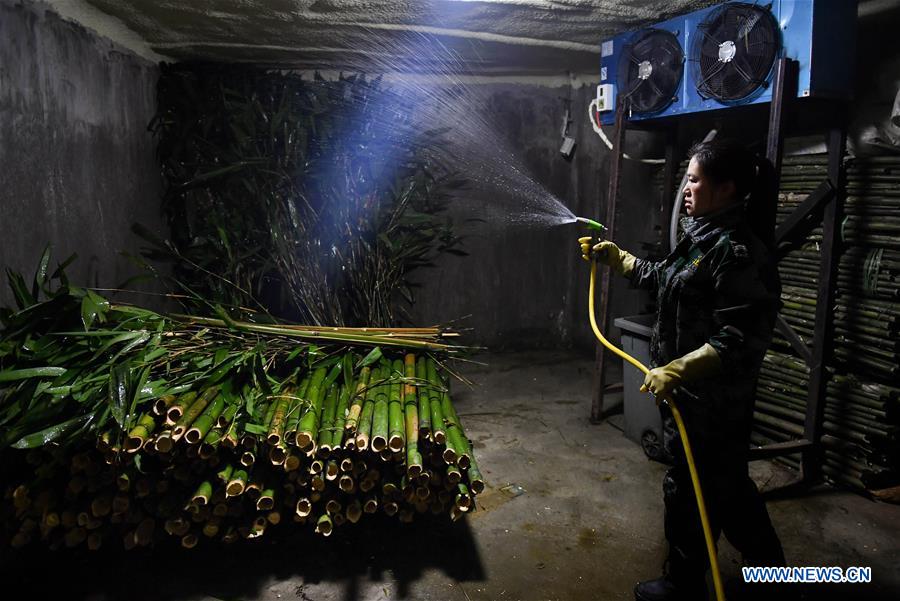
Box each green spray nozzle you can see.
[575,217,607,232]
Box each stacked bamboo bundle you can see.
[752,154,900,492]
[0,270,482,550]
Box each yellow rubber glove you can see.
[640,343,722,404]
[577,237,636,276]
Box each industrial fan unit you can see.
[596,0,856,125]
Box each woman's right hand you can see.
[578,237,635,276]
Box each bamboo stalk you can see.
[317,384,339,455]
[344,367,371,437]
[388,359,405,453]
[173,388,219,442]
[296,367,328,452]
[427,359,446,445]
[404,353,423,478]
[166,392,198,426]
[356,365,381,450]
[186,394,226,444]
[125,413,157,452]
[416,357,432,440]
[371,366,390,453]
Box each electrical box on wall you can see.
[597,0,857,125]
[596,84,615,112]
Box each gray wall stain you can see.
[0,0,166,309]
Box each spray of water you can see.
[323,29,580,230]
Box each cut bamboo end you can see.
[325,460,340,481]
[457,454,471,470]
[166,407,184,424]
[284,453,302,472]
[125,436,145,453]
[296,498,312,518]
[309,459,324,474]
[416,486,431,500]
[363,497,378,514]
[315,514,333,537]
[203,521,220,538]
[332,512,346,527]
[269,446,287,466]
[296,431,315,451]
[257,492,275,511]
[153,395,175,416]
[267,511,282,525]
[442,447,457,464]
[339,475,356,494]
[383,501,399,517]
[185,428,204,445]
[388,435,404,453]
[434,430,447,445]
[470,478,485,495]
[344,438,358,451]
[226,481,246,498]
[346,501,362,524]
[153,433,174,454]
[325,499,342,515]
[240,451,255,467]
[181,533,199,549]
[267,433,281,447]
[340,458,354,473]
[354,434,369,451]
[371,435,388,453]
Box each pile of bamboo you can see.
[2,353,483,550]
[752,154,900,492]
[0,274,482,550]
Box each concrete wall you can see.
[0,0,164,309]
[402,82,661,353]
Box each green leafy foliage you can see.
[0,253,461,451]
[141,64,466,326]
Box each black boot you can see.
[634,575,707,601]
[635,553,708,601]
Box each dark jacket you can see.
[628,203,781,436]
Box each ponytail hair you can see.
[688,138,777,250]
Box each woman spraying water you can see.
[580,139,786,601]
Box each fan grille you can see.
[616,29,684,115]
[690,3,780,102]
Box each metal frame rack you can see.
[592,57,849,488]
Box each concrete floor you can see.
[6,350,900,601]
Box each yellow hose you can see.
[588,260,726,601]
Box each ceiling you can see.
[48,0,894,78]
[66,0,724,76]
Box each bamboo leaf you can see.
[32,244,52,299]
[0,367,67,382]
[356,347,382,369]
[6,269,35,310]
[108,363,130,428]
[243,423,268,435]
[10,413,94,449]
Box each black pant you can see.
[660,408,785,582]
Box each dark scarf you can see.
[680,201,748,246]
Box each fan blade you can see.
[623,76,646,99]
[695,26,726,48]
[646,76,665,99]
[732,59,758,85]
[696,60,728,89]
[631,35,658,60]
